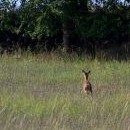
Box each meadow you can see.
[0,53,130,130]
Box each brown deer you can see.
[81,70,92,97]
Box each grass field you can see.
[0,53,130,130]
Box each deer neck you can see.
[83,75,89,83]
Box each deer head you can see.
[82,70,91,80]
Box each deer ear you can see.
[87,70,91,74]
[82,70,86,73]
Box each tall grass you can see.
[0,54,130,130]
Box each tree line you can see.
[0,0,130,59]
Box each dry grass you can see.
[0,53,130,130]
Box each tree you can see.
[0,0,130,59]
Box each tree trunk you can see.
[62,19,75,53]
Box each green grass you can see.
[0,54,130,130]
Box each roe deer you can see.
[81,70,92,97]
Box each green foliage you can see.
[33,5,62,38]
[75,10,130,40]
[0,0,130,55]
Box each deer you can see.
[81,70,92,97]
